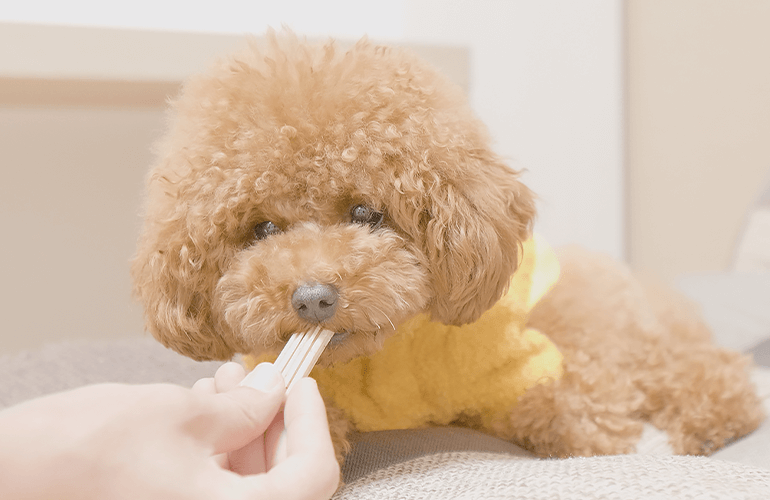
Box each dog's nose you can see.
[291,283,338,323]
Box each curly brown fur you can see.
[132,31,534,364]
[494,247,764,457]
[132,30,762,468]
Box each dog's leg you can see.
[488,351,645,457]
[492,247,654,456]
[637,343,763,454]
[324,402,353,467]
[635,283,764,455]
[514,247,763,457]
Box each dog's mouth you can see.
[271,327,383,367]
[272,329,351,357]
[328,330,351,347]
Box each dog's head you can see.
[131,31,536,363]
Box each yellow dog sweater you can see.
[249,235,563,432]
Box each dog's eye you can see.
[254,221,282,241]
[350,205,384,229]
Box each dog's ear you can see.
[131,180,241,361]
[419,155,536,325]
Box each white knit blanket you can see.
[334,453,770,500]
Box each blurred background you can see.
[1,0,768,354]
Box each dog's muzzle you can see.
[291,282,338,323]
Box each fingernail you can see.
[239,362,285,392]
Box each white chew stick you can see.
[280,329,316,386]
[285,328,335,392]
[273,330,305,373]
[269,326,335,392]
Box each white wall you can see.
[2,0,625,259]
[403,1,625,259]
[0,1,408,39]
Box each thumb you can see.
[203,363,286,454]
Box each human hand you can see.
[0,363,339,500]
[191,362,291,473]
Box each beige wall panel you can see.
[0,108,164,353]
[626,0,770,279]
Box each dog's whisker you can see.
[361,307,379,330]
[368,304,396,331]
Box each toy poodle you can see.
[132,30,763,466]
